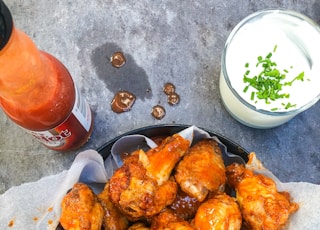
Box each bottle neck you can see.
[0,25,49,100]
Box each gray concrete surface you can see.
[1,0,320,194]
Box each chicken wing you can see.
[109,134,190,221]
[150,209,196,230]
[60,183,104,230]
[97,183,129,230]
[193,193,242,230]
[226,163,299,230]
[175,139,226,202]
[140,134,190,185]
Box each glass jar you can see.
[220,9,320,128]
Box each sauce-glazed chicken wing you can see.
[150,209,196,230]
[97,183,129,230]
[140,134,191,185]
[175,139,226,202]
[60,183,104,230]
[193,193,242,230]
[109,134,190,221]
[226,163,299,230]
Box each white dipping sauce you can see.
[220,10,320,128]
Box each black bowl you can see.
[57,125,249,229]
[97,124,249,162]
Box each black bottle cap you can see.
[0,0,13,50]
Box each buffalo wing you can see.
[60,183,104,230]
[109,134,190,220]
[175,139,226,202]
[193,193,242,230]
[226,163,298,230]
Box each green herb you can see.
[286,103,294,109]
[273,45,278,52]
[243,45,306,110]
[243,85,249,93]
[284,71,305,86]
[250,91,255,100]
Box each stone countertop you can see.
[1,0,320,194]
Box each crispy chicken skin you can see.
[97,183,129,230]
[109,134,190,221]
[150,209,196,230]
[175,139,226,202]
[226,163,299,230]
[193,193,242,230]
[60,183,104,230]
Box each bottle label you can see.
[25,87,92,149]
[72,86,92,132]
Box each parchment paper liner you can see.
[0,126,319,229]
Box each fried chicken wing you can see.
[60,183,104,230]
[150,209,196,230]
[140,134,190,185]
[175,139,226,202]
[226,163,299,230]
[97,183,129,230]
[109,134,190,221]
[193,193,242,230]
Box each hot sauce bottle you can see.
[0,1,93,151]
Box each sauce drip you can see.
[163,82,176,95]
[8,219,14,227]
[170,189,202,220]
[110,52,126,68]
[111,91,136,113]
[163,82,180,106]
[151,105,166,120]
[168,92,180,105]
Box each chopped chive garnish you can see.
[266,52,272,59]
[250,91,255,100]
[273,45,278,52]
[243,85,249,93]
[284,102,296,109]
[284,71,305,86]
[242,45,307,110]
